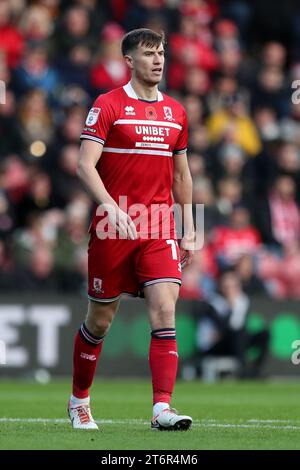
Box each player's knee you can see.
[152,302,176,327]
[86,306,116,337]
[87,317,112,337]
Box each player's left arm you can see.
[172,152,195,267]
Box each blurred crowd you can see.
[1,0,300,300]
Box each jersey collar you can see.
[123,81,164,102]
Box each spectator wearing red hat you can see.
[214,19,240,53]
[180,0,219,24]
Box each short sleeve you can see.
[80,95,115,146]
[173,109,188,155]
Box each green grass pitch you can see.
[0,379,300,450]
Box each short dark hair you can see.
[121,28,165,56]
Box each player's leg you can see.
[68,232,139,429]
[69,299,119,429]
[72,299,120,398]
[144,282,192,431]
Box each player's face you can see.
[131,43,165,85]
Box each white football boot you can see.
[68,400,99,430]
[151,407,192,431]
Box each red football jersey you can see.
[80,82,188,238]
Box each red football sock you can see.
[72,323,104,399]
[149,328,178,405]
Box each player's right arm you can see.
[77,139,114,206]
[78,95,112,207]
[77,128,137,240]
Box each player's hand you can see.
[180,233,195,269]
[103,204,138,240]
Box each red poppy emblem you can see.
[145,106,157,120]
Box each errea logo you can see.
[80,352,97,361]
[125,106,135,116]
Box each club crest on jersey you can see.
[125,105,135,116]
[93,278,104,293]
[86,107,101,126]
[163,106,174,121]
[145,106,157,120]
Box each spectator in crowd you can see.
[0,238,16,290]
[0,182,15,239]
[0,89,23,157]
[214,19,241,55]
[187,153,206,179]
[189,125,210,156]
[15,243,58,291]
[17,88,54,157]
[55,4,96,56]
[180,229,218,301]
[183,95,205,129]
[275,143,300,201]
[168,10,218,90]
[14,211,52,259]
[20,4,54,46]
[215,19,243,78]
[182,67,210,98]
[192,176,223,231]
[207,74,239,114]
[279,242,300,299]
[0,50,11,89]
[210,204,262,269]
[280,100,300,148]
[256,175,300,250]
[54,193,89,292]
[51,144,83,208]
[52,5,96,58]
[235,253,267,296]
[1,155,30,206]
[13,45,59,102]
[261,41,287,70]
[215,177,242,219]
[53,104,87,150]
[0,0,25,68]
[255,243,300,299]
[195,269,270,378]
[219,0,252,42]
[180,242,216,301]
[206,92,262,156]
[90,22,129,94]
[253,106,280,144]
[56,44,92,92]
[124,0,169,33]
[15,168,55,227]
[217,143,247,179]
[251,66,289,118]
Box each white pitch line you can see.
[1,418,300,430]
[248,419,300,423]
[199,423,300,430]
[195,418,300,427]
